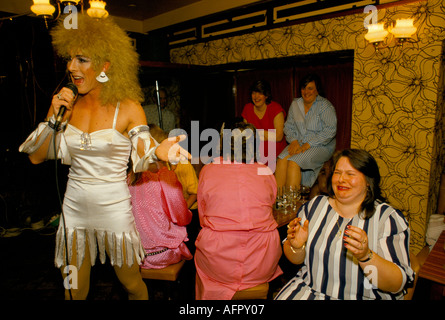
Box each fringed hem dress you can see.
[20,103,158,269]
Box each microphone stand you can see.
[155,80,163,130]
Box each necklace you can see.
[330,199,343,238]
[331,199,351,238]
[336,217,343,238]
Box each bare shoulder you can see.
[120,99,144,114]
[118,99,147,134]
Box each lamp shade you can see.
[364,23,388,44]
[31,0,56,16]
[87,0,109,18]
[390,19,416,39]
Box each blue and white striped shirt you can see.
[275,196,414,300]
[278,96,337,186]
[283,95,336,148]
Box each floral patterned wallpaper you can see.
[170,0,445,254]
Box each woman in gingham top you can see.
[275,73,336,190]
[275,149,414,300]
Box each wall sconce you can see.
[364,22,388,47]
[30,1,108,21]
[365,18,417,50]
[388,18,417,44]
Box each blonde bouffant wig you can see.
[51,14,143,106]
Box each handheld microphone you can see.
[54,83,78,130]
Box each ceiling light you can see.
[31,0,56,17]
[60,0,81,4]
[87,1,109,19]
[31,1,81,18]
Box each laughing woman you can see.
[274,74,337,190]
[241,80,287,167]
[275,149,414,300]
[19,15,188,300]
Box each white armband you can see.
[19,121,53,155]
[19,117,71,164]
[129,125,159,172]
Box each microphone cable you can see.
[50,77,73,300]
[51,131,73,300]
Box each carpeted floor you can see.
[2,219,434,302]
[0,224,196,301]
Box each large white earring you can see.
[96,71,109,83]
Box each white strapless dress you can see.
[54,106,145,269]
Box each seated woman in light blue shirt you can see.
[275,74,337,190]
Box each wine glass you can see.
[300,185,310,203]
[291,185,300,210]
[281,186,289,214]
[275,186,283,210]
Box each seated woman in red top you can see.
[241,80,287,172]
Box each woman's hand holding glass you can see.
[343,225,370,262]
[287,217,309,250]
